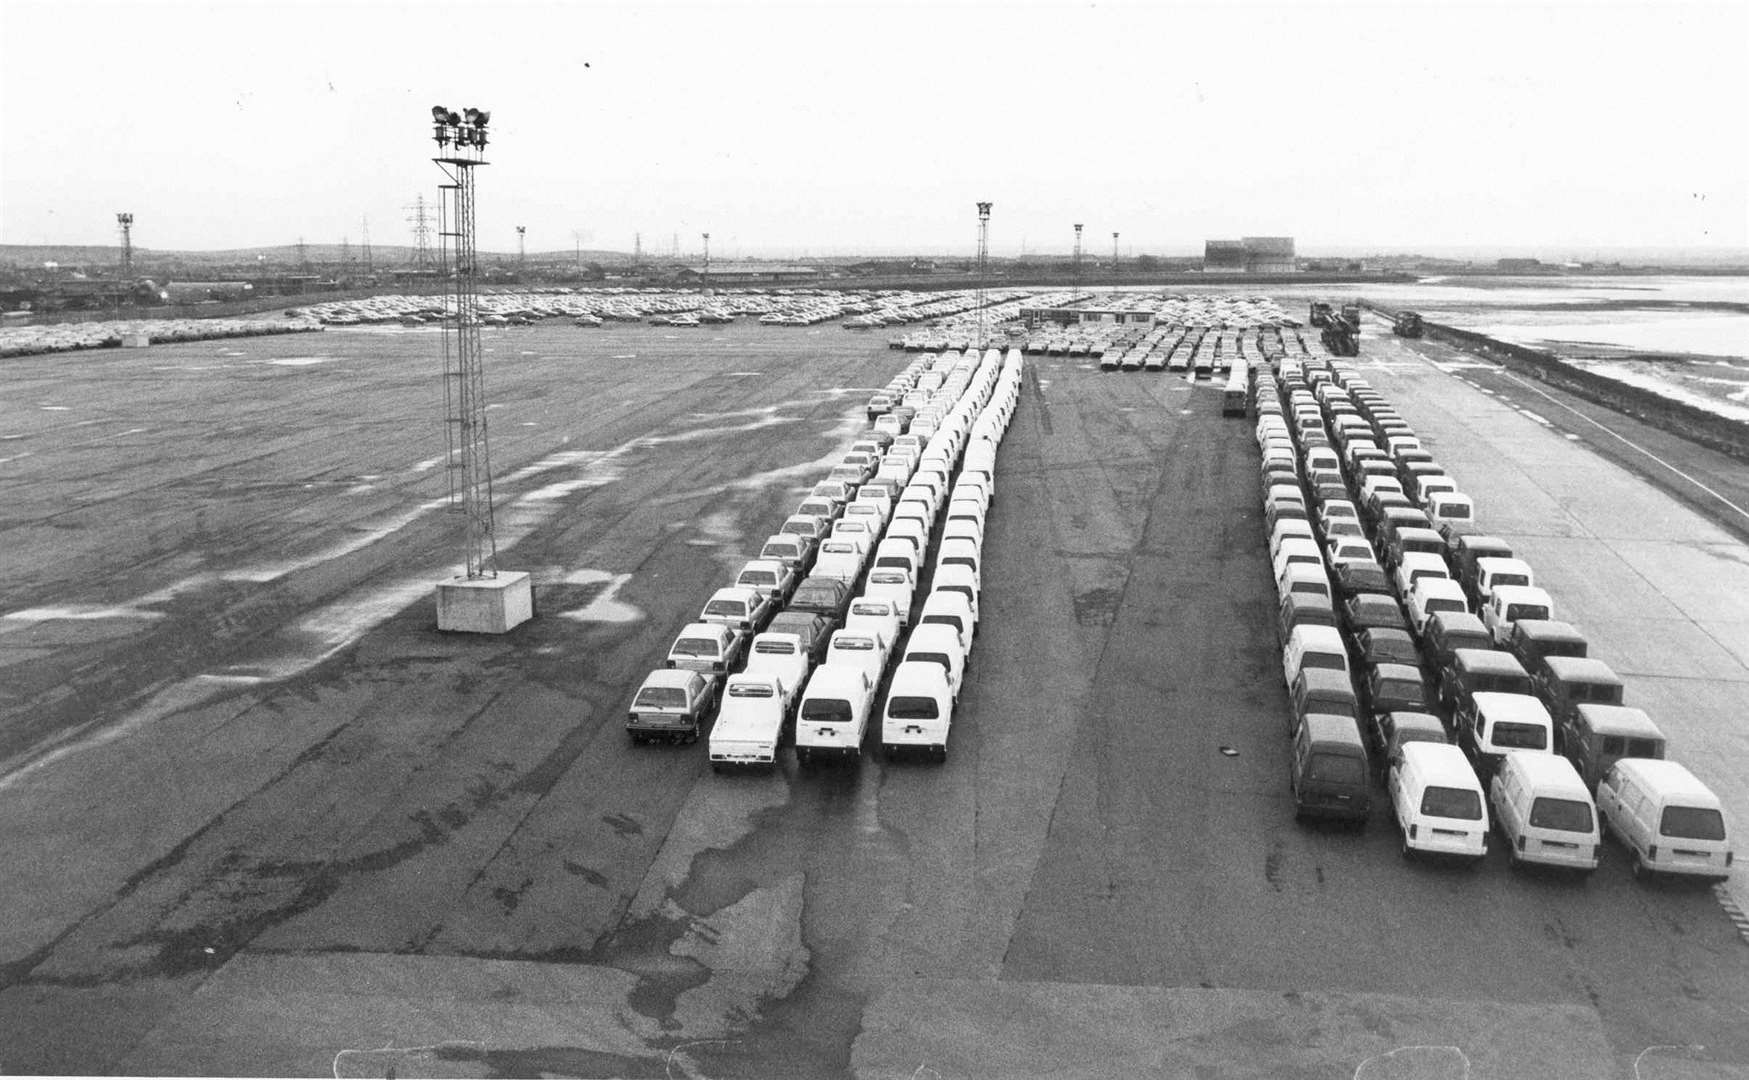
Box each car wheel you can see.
[1631,856,1649,881]
[1400,836,1413,861]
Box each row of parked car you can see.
[626,346,1024,769]
[1259,348,1732,882]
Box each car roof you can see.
[1452,649,1526,674]
[1492,584,1553,604]
[1371,662,1423,681]
[1471,692,1553,723]
[1541,656,1622,683]
[1385,710,1446,732]
[1400,740,1480,780]
[1512,619,1585,641]
[1297,667,1355,692]
[1610,758,1719,802]
[1302,713,1364,742]
[1290,624,1346,650]
[1501,750,1588,790]
[642,668,701,689]
[1574,704,1663,737]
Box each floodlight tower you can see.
[429,103,532,632]
[116,213,134,277]
[1112,231,1120,271]
[701,232,711,290]
[975,201,992,350]
[1073,224,1084,293]
[516,225,526,275]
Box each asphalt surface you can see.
[0,316,1745,1078]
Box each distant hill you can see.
[0,243,630,268]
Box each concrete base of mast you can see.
[435,570,533,633]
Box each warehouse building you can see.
[1202,236,1297,273]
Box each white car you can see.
[709,674,787,769]
[825,628,892,687]
[861,569,916,624]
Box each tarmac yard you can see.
[1,317,1746,1078]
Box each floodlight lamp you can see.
[432,105,449,121]
[463,107,481,124]
[445,110,461,126]
[475,110,490,127]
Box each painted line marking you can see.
[1716,884,1749,946]
[1493,369,1749,526]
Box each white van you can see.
[930,565,981,629]
[1484,585,1556,645]
[1281,624,1350,693]
[881,661,955,761]
[941,517,983,550]
[795,666,876,765]
[1475,557,1535,602]
[936,536,981,585]
[917,591,974,655]
[708,674,787,770]
[1276,563,1332,606]
[1388,741,1490,862]
[1490,752,1601,872]
[1459,692,1555,780]
[1407,577,1470,637]
[902,624,966,701]
[884,517,930,557]
[825,627,892,687]
[1597,759,1733,882]
[871,539,919,581]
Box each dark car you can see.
[1342,591,1410,637]
[1436,647,1532,720]
[1370,709,1450,760]
[766,610,831,665]
[787,576,854,635]
[1332,559,1392,601]
[1506,619,1589,680]
[1423,611,1495,670]
[1350,626,1424,675]
[1452,534,1515,593]
[1359,661,1431,725]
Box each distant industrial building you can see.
[672,263,822,285]
[1018,303,1156,328]
[1202,236,1296,273]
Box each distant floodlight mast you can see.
[701,232,711,290]
[975,202,992,350]
[1073,223,1084,293]
[429,102,532,633]
[1112,231,1119,270]
[116,213,134,277]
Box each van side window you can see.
[1624,738,1660,757]
[1601,736,1625,755]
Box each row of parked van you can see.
[784,348,1023,765]
[1257,348,1732,882]
[627,346,1022,770]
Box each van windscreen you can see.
[1529,797,1593,832]
[1660,806,1727,841]
[887,696,940,720]
[1307,752,1365,785]
[1304,653,1346,672]
[801,700,852,723]
[1421,786,1483,820]
[1508,604,1551,622]
[1491,722,1547,750]
[909,652,949,672]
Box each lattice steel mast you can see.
[432,105,499,580]
[976,202,992,351]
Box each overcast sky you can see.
[3,0,1745,257]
